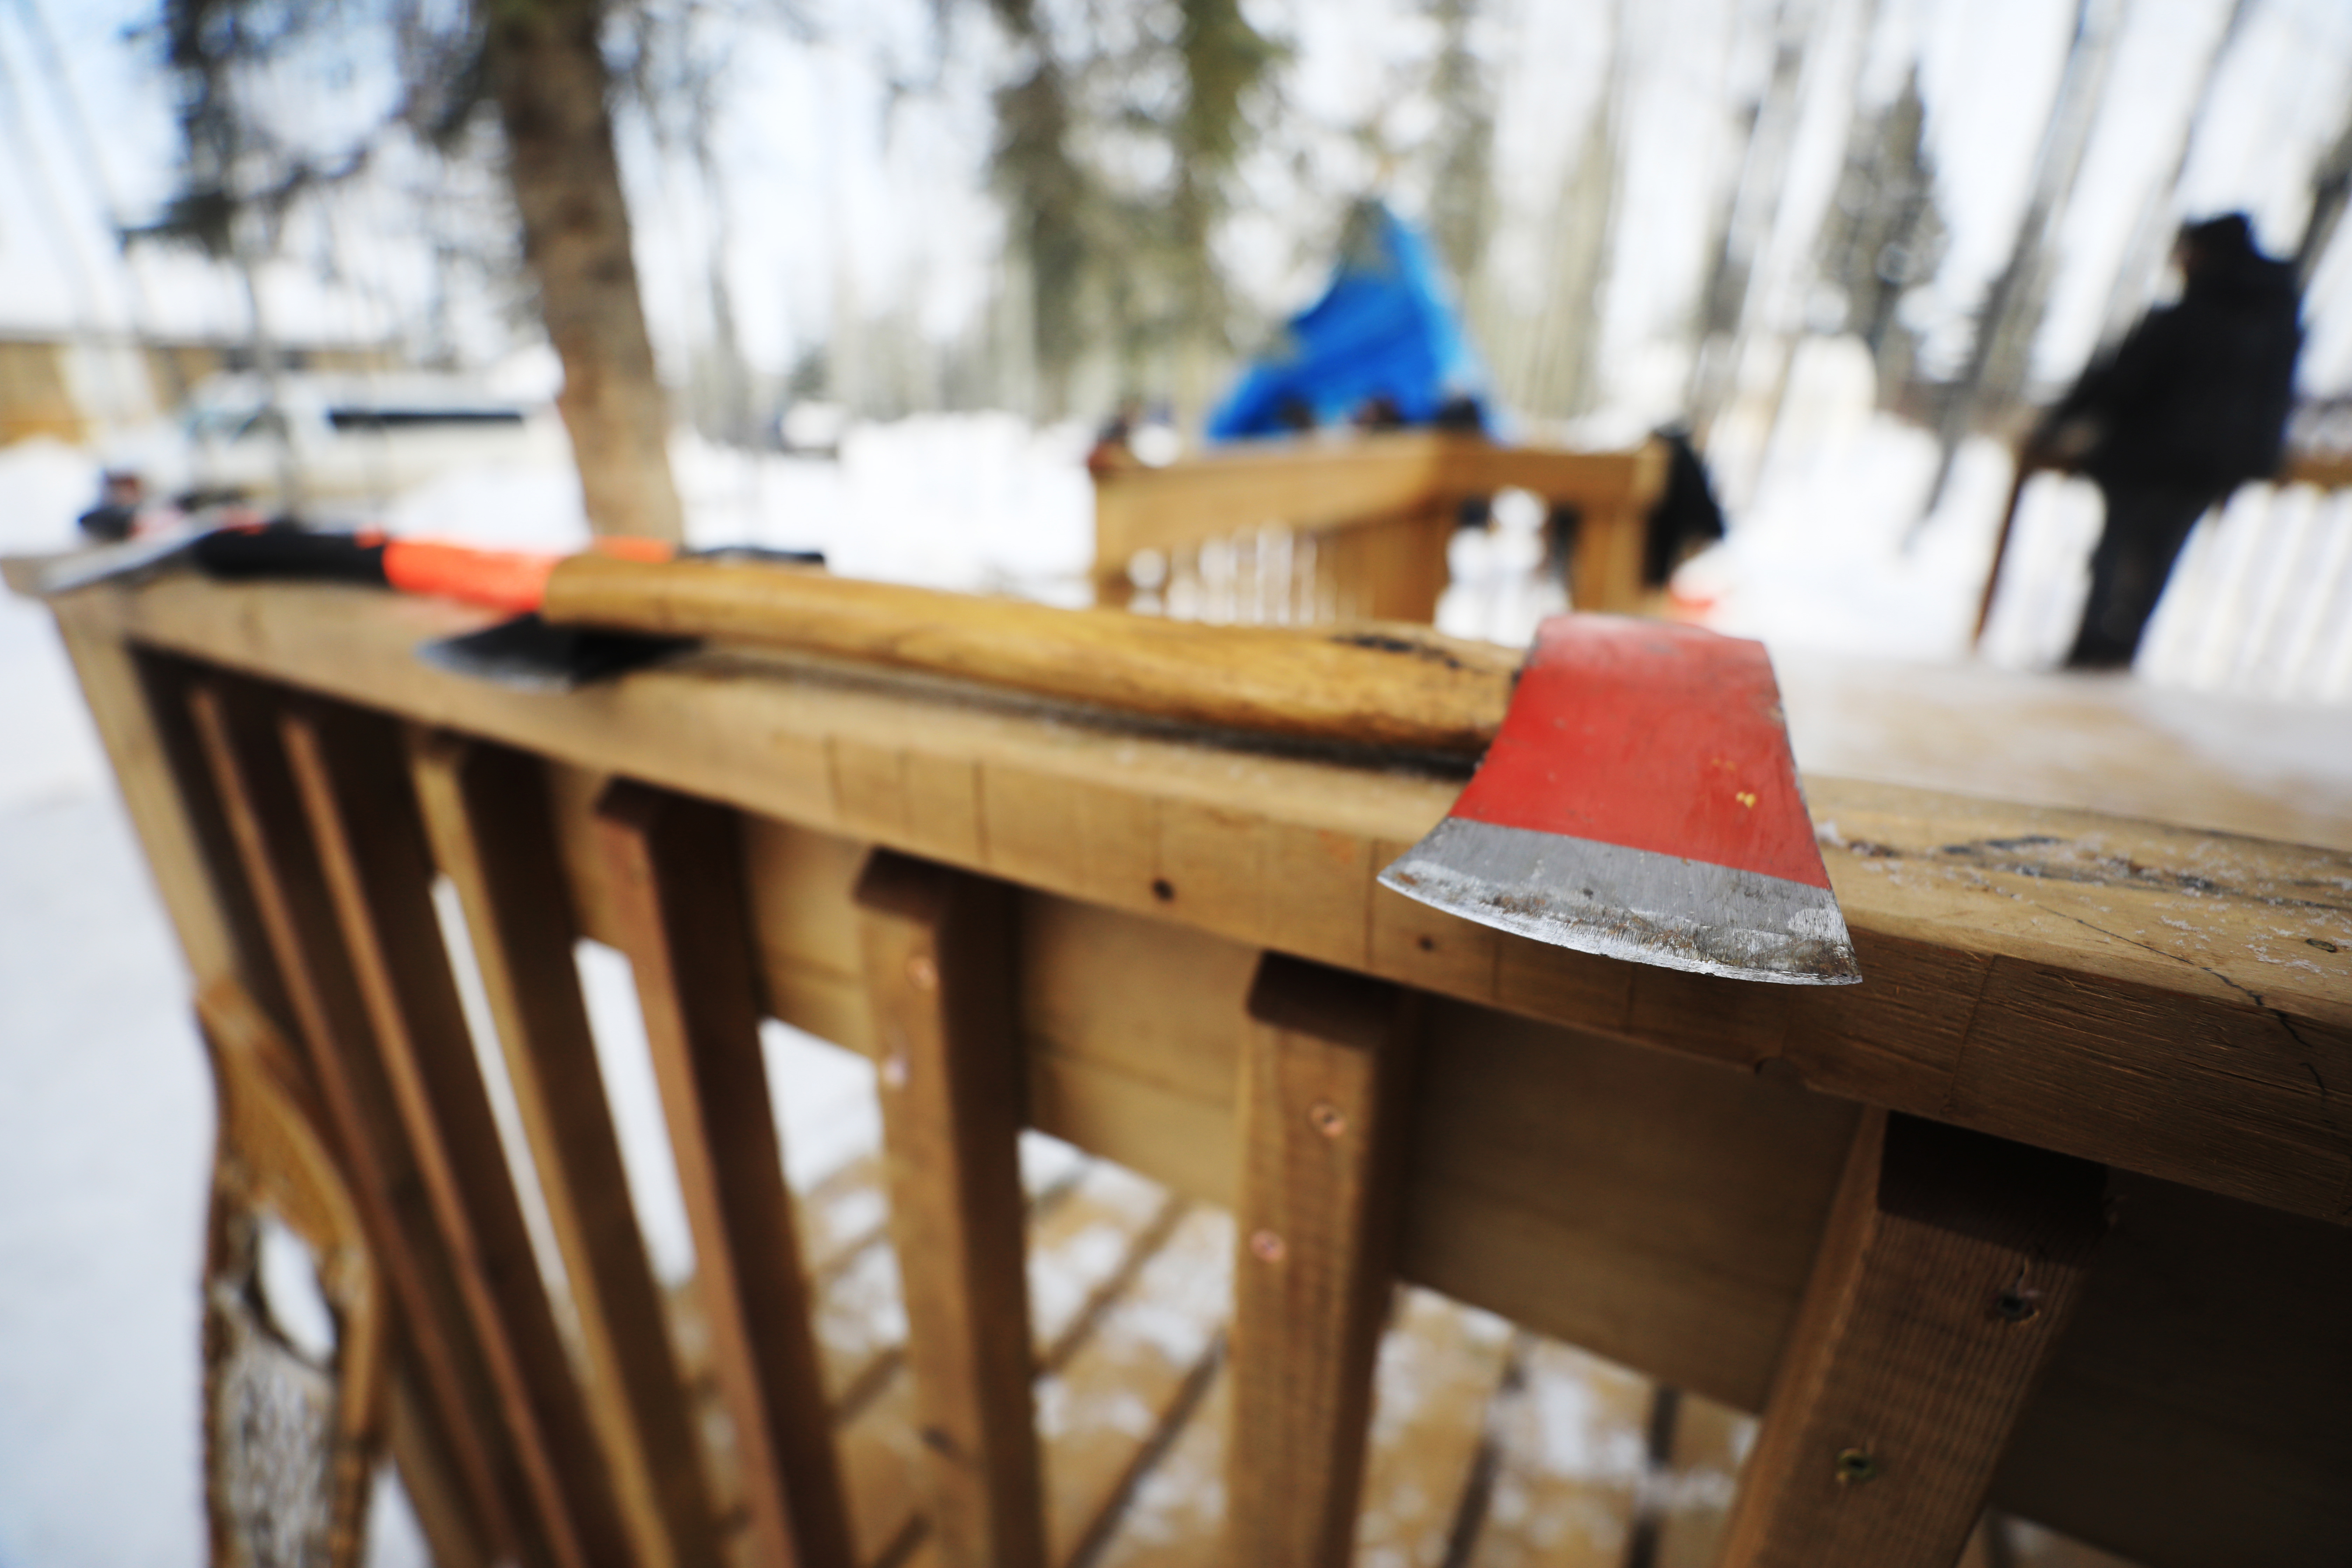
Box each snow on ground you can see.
[0,398,2344,1567]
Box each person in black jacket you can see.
[2028,213,2302,668]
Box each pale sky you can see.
[1,0,2346,409]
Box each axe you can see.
[425,553,1861,986]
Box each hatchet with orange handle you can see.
[439,553,1858,985]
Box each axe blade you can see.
[1379,615,1861,985]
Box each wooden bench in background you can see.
[1091,432,1668,624]
[14,564,2350,1568]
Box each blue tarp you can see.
[1208,202,1496,442]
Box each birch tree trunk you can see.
[483,0,685,544]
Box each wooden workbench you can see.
[21,567,2350,1568]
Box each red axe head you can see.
[1380,615,1860,985]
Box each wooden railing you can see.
[19,564,2352,1568]
[1982,450,2352,701]
[1091,431,1668,623]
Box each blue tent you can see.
[1208,202,1497,442]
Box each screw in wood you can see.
[1308,1101,1348,1139]
[1993,1287,2042,1324]
[905,952,938,990]
[1248,1229,1286,1264]
[1833,1447,1879,1485]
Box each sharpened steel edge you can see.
[1379,817,1863,985]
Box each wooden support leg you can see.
[1571,502,1647,615]
[595,781,855,1568]
[411,733,727,1568]
[185,677,538,1568]
[387,1362,498,1568]
[852,851,1045,1568]
[1716,1110,2107,1568]
[1225,954,1422,1568]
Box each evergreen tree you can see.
[1814,66,1947,406]
[146,0,691,541]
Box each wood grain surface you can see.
[1715,1112,2106,1568]
[542,552,1519,754]
[854,853,1046,1568]
[1225,956,1421,1566]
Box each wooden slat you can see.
[1226,954,1422,1566]
[280,701,630,1568]
[1351,1288,1516,1566]
[1464,1336,1655,1567]
[1716,1112,2107,1568]
[1086,1368,1230,1568]
[596,780,855,1568]
[853,850,1046,1568]
[386,1363,499,1568]
[1568,489,1652,615]
[184,674,537,1566]
[1093,436,1447,563]
[409,731,728,1568]
[1035,1205,1230,1566]
[1650,1390,1752,1568]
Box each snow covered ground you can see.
[0,402,2344,1567]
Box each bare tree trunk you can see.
[2297,105,2352,289]
[2093,0,2252,348]
[1917,0,2121,524]
[1685,0,1818,447]
[483,0,685,544]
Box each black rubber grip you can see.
[190,525,391,586]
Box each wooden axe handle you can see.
[542,553,1517,754]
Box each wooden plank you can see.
[1085,1367,1230,1568]
[1567,491,1651,616]
[1226,954,1422,1567]
[1716,1112,2107,1568]
[1036,1206,1230,1566]
[183,674,539,1568]
[853,850,1046,1568]
[386,1363,498,1568]
[1649,1390,1753,1568]
[1093,436,1446,562]
[1092,434,1658,574]
[2283,451,2352,491]
[279,702,627,1568]
[1994,1169,2352,1568]
[1089,1287,1519,1568]
[1464,1336,1656,1567]
[1351,1288,1517,1567]
[410,733,728,1568]
[697,1154,1193,1568]
[80,574,2352,1228]
[596,780,856,1568]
